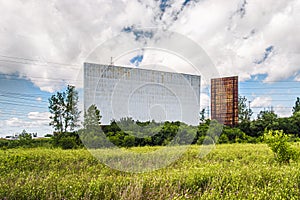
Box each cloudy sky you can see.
[0,0,299,137]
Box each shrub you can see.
[197,136,214,145]
[264,130,299,164]
[58,136,78,149]
[218,134,229,144]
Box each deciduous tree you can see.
[49,85,81,133]
[238,96,253,122]
[83,104,102,130]
[292,97,300,115]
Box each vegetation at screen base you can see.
[77,96,300,158]
[1,144,300,199]
[48,87,300,149]
[79,117,256,149]
[2,87,300,150]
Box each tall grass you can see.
[0,144,300,199]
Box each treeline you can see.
[80,115,300,149]
[0,130,53,149]
[1,112,300,150]
[1,86,300,150]
[44,87,300,149]
[238,110,300,138]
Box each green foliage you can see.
[79,129,112,149]
[206,120,223,143]
[48,85,81,149]
[83,104,102,130]
[123,135,135,147]
[1,144,300,199]
[0,138,53,150]
[221,127,248,143]
[264,130,299,164]
[48,85,81,133]
[199,108,206,123]
[289,112,300,136]
[197,136,214,145]
[293,97,300,115]
[81,118,263,148]
[52,132,82,149]
[238,95,253,122]
[246,110,278,137]
[18,129,33,147]
[218,134,229,144]
[65,85,81,131]
[44,134,53,138]
[58,136,78,149]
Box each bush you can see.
[197,136,214,145]
[58,136,78,149]
[222,127,248,143]
[218,134,229,144]
[264,130,299,164]
[124,135,135,147]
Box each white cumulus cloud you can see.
[251,96,272,108]
[0,0,299,92]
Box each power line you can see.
[0,100,45,109]
[0,89,48,96]
[241,80,300,83]
[0,54,80,68]
[0,59,80,71]
[239,93,300,96]
[239,86,300,89]
[0,95,48,103]
[0,72,83,84]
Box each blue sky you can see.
[0,75,52,136]
[0,0,299,137]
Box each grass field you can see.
[1,144,300,199]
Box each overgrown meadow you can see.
[1,144,300,199]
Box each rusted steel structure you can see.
[211,76,238,127]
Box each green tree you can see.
[65,85,81,131]
[238,96,253,122]
[124,135,135,147]
[49,91,65,133]
[250,110,278,137]
[83,104,102,130]
[238,96,253,137]
[289,112,300,136]
[48,85,81,133]
[199,108,206,123]
[80,105,105,149]
[292,97,300,115]
[257,110,278,127]
[19,129,33,147]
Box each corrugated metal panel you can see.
[211,76,238,127]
